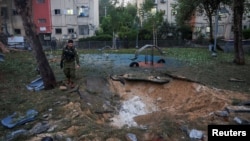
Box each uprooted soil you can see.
[1,52,250,141]
[23,71,250,141]
[109,76,250,122]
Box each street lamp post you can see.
[213,8,219,57]
[213,7,229,57]
[135,0,139,48]
[136,23,139,48]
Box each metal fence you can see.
[4,38,250,53]
[71,39,199,49]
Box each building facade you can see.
[0,0,24,36]
[33,0,52,45]
[136,0,177,24]
[50,0,99,41]
[1,0,250,42]
[0,0,99,42]
[136,0,250,40]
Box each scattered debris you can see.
[225,106,250,113]
[59,85,67,90]
[214,110,229,117]
[228,77,245,82]
[26,77,44,91]
[189,129,204,140]
[110,73,171,84]
[180,126,204,140]
[238,101,250,106]
[41,136,53,141]
[4,129,28,141]
[66,85,84,99]
[29,121,50,135]
[233,117,250,125]
[0,53,4,62]
[1,109,38,128]
[94,110,113,114]
[126,133,137,141]
[164,73,204,84]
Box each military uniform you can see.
[61,44,80,84]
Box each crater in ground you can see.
[108,74,250,133]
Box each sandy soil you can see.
[108,74,250,139]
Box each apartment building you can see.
[136,0,177,24]
[136,0,250,40]
[33,0,52,44]
[192,6,234,40]
[0,0,24,36]
[0,0,99,42]
[50,0,99,41]
[192,4,250,40]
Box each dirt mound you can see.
[109,77,250,128]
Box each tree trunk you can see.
[208,14,213,40]
[0,0,2,34]
[14,0,57,89]
[0,41,10,53]
[233,0,245,65]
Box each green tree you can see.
[14,0,56,89]
[175,0,246,64]
[175,0,228,40]
[99,0,119,23]
[99,1,137,42]
[139,0,164,41]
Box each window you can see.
[68,28,74,34]
[160,0,166,3]
[12,9,19,15]
[65,9,74,15]
[1,7,8,19]
[37,0,45,3]
[14,29,21,35]
[79,25,89,35]
[78,6,89,17]
[159,10,165,14]
[206,27,210,33]
[172,10,177,15]
[218,25,224,35]
[55,28,62,34]
[54,9,61,15]
[38,19,46,23]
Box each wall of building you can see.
[1,0,99,41]
[1,0,24,36]
[137,0,177,24]
[50,0,99,41]
[2,0,250,42]
[33,0,52,34]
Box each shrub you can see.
[242,29,250,39]
[79,34,112,41]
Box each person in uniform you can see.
[60,39,80,88]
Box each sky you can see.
[119,0,135,6]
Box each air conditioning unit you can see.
[71,33,77,39]
[153,0,158,5]
[160,0,166,3]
